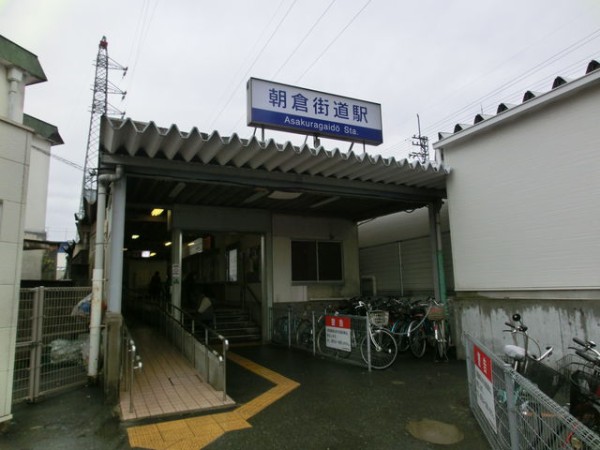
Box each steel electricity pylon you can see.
[79,36,127,218]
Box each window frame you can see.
[291,239,344,283]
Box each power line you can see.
[380,29,600,157]
[271,0,337,80]
[33,146,83,171]
[295,0,372,84]
[210,0,288,130]
[209,0,299,130]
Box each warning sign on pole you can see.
[325,315,351,352]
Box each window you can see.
[226,247,238,282]
[291,240,343,282]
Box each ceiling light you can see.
[131,234,140,240]
[168,182,186,198]
[243,190,269,204]
[310,196,340,209]
[164,241,172,247]
[151,208,164,217]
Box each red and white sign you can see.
[473,344,497,432]
[325,315,351,352]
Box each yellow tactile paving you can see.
[127,351,300,449]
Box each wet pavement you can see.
[1,344,490,449]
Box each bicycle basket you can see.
[369,310,389,327]
[427,305,446,321]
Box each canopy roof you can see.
[99,117,449,254]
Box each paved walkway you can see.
[120,326,234,421]
[1,342,490,449]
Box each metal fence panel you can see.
[271,305,373,369]
[13,287,92,404]
[464,333,600,450]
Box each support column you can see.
[261,232,273,342]
[103,312,123,401]
[170,228,183,313]
[107,175,126,313]
[428,201,447,307]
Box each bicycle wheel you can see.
[316,326,352,359]
[360,329,398,370]
[295,319,313,349]
[408,320,427,358]
[433,320,448,361]
[391,320,410,353]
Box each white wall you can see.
[25,137,51,237]
[443,84,600,293]
[272,214,360,303]
[0,119,30,423]
[357,204,450,248]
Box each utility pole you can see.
[79,36,127,219]
[409,114,429,164]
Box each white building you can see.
[432,60,600,359]
[0,35,61,425]
[357,61,600,361]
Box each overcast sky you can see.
[1,0,599,241]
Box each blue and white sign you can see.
[247,78,383,145]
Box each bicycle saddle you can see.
[504,344,526,361]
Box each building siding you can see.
[443,85,600,292]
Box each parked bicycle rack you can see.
[271,305,384,371]
[464,333,600,450]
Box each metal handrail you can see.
[161,302,229,401]
[122,325,142,413]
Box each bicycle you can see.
[565,337,600,438]
[405,298,450,361]
[387,297,413,353]
[316,299,398,370]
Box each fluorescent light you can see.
[268,191,302,200]
[310,196,340,208]
[168,182,186,198]
[243,190,269,204]
[164,241,172,247]
[131,234,140,239]
[151,208,164,216]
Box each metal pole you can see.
[205,328,209,381]
[504,365,520,450]
[366,314,371,372]
[312,311,316,356]
[287,308,292,348]
[222,339,229,402]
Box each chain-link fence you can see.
[464,333,600,450]
[13,287,92,404]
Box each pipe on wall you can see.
[88,165,123,380]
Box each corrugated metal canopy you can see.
[100,117,448,254]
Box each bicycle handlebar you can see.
[575,348,599,364]
[573,336,588,347]
[504,321,528,333]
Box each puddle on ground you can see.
[406,418,464,445]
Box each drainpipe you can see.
[88,165,123,380]
[7,67,24,122]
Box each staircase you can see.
[213,307,261,344]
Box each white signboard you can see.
[247,78,383,145]
[474,344,497,433]
[325,315,351,352]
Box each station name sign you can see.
[247,78,383,145]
